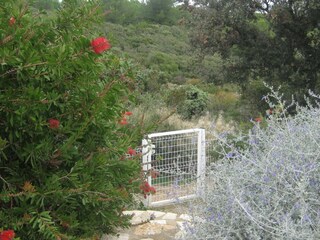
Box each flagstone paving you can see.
[101,210,191,240]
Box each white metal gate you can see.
[142,128,206,207]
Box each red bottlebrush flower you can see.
[149,186,156,194]
[254,117,262,123]
[91,37,111,54]
[140,181,156,195]
[9,17,16,26]
[127,147,137,156]
[150,169,160,179]
[48,118,60,129]
[124,111,133,116]
[119,117,128,125]
[140,181,150,191]
[0,230,15,240]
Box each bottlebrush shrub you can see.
[0,1,143,239]
[184,89,320,239]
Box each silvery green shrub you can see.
[184,90,320,239]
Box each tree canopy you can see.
[144,0,176,24]
[103,0,185,25]
[190,0,320,98]
[32,0,60,10]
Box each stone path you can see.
[101,210,191,240]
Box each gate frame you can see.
[142,128,206,207]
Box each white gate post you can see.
[142,138,152,206]
[197,128,206,198]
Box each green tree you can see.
[166,85,208,119]
[33,0,60,10]
[144,0,177,25]
[103,0,144,25]
[190,0,320,98]
[178,85,208,119]
[0,0,142,239]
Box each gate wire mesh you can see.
[142,129,205,207]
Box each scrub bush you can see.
[177,86,208,120]
[167,85,208,120]
[0,1,142,239]
[184,89,320,239]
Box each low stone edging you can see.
[101,210,192,240]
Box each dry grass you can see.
[133,104,235,138]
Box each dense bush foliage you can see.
[0,1,142,239]
[183,91,320,239]
[175,85,208,120]
[32,1,320,126]
[103,0,189,25]
[165,84,209,120]
[107,22,195,88]
[190,0,320,103]
[33,0,60,10]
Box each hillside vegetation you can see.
[106,22,193,83]
[1,1,319,239]
[105,21,242,132]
